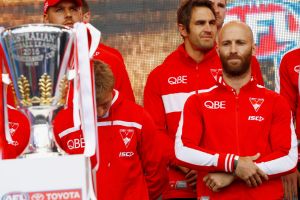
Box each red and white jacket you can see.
[279,48,300,159]
[143,43,264,199]
[175,76,297,200]
[87,23,135,102]
[53,90,168,200]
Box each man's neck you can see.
[223,70,251,94]
[184,41,205,63]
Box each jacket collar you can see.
[177,43,218,64]
[101,89,120,119]
[216,73,259,94]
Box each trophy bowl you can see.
[0,24,75,158]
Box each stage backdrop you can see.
[0,0,299,104]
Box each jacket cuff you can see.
[217,153,237,173]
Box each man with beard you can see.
[174,21,297,200]
[209,0,264,85]
[144,0,263,199]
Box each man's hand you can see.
[185,169,198,187]
[282,169,299,200]
[235,153,268,187]
[203,173,235,192]
[177,166,198,188]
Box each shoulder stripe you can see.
[162,92,196,114]
[97,120,142,129]
[162,86,218,114]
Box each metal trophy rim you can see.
[1,23,73,33]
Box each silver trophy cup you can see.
[0,24,75,157]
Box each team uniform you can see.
[87,23,135,102]
[175,76,297,200]
[279,48,300,160]
[144,43,264,199]
[53,90,168,200]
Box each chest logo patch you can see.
[120,129,134,148]
[210,69,222,81]
[8,122,19,136]
[294,65,300,73]
[249,98,264,112]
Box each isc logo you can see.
[119,152,134,158]
[168,75,188,85]
[248,116,264,122]
[67,138,85,150]
[204,101,226,109]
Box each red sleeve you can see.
[0,54,3,158]
[53,108,84,155]
[251,56,264,86]
[139,109,168,200]
[279,54,298,121]
[175,95,236,173]
[255,95,297,177]
[143,69,174,162]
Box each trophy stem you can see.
[19,107,63,158]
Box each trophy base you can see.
[19,151,63,159]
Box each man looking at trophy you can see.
[44,0,135,102]
[52,60,168,200]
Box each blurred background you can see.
[0,0,299,104]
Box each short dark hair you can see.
[82,0,89,14]
[177,0,216,33]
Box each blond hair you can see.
[93,60,115,102]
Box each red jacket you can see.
[87,23,135,102]
[175,76,297,200]
[53,90,168,200]
[143,43,264,199]
[279,48,300,158]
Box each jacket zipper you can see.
[195,63,200,94]
[235,93,240,154]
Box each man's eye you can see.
[71,7,79,12]
[55,8,63,12]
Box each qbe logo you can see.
[67,137,85,150]
[226,1,300,64]
[204,101,226,110]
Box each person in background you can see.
[175,21,297,200]
[81,0,125,63]
[144,1,219,199]
[278,47,300,199]
[43,0,135,102]
[53,60,168,200]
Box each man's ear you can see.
[83,11,91,23]
[252,43,256,56]
[178,23,188,38]
[43,14,49,23]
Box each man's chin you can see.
[63,23,74,28]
